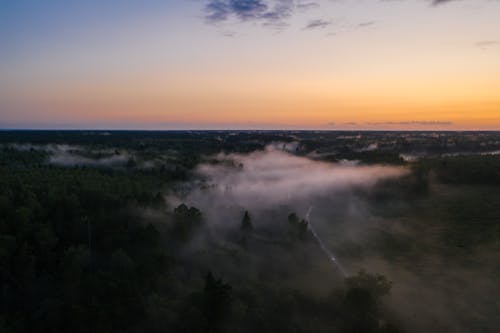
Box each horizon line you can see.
[1,128,500,133]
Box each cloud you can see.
[476,40,500,49]
[357,21,376,28]
[296,1,320,10]
[205,0,294,24]
[205,0,230,21]
[431,0,459,5]
[304,19,332,29]
[365,121,453,126]
[221,30,237,37]
[203,0,490,29]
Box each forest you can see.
[1,130,499,333]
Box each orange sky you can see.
[1,0,499,130]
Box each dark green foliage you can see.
[423,155,500,185]
[0,151,170,332]
[341,288,378,332]
[288,212,300,226]
[341,271,393,333]
[345,270,392,300]
[337,151,405,165]
[3,130,500,333]
[203,272,233,332]
[0,134,404,332]
[172,204,203,241]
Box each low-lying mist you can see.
[173,145,407,211]
[5,143,131,167]
[5,143,176,169]
[166,145,500,333]
[4,132,500,333]
[166,145,409,286]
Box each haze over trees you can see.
[1,130,499,332]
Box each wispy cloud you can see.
[476,40,500,49]
[431,0,459,6]
[296,1,320,11]
[304,19,332,29]
[328,121,454,128]
[365,121,453,126]
[357,21,376,28]
[203,0,488,28]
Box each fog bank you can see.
[184,145,407,210]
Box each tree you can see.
[203,271,232,332]
[172,204,203,241]
[240,211,253,233]
[341,287,378,333]
[288,213,299,226]
[345,270,392,300]
[298,219,309,241]
[287,213,309,241]
[341,271,395,333]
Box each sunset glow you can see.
[1,0,499,130]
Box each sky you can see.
[0,0,499,130]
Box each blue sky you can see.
[1,0,500,130]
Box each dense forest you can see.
[1,131,499,332]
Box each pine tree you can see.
[241,210,253,232]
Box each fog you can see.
[166,145,500,333]
[400,149,500,162]
[5,143,131,167]
[3,131,499,333]
[49,149,130,167]
[166,145,408,284]
[7,140,496,332]
[5,143,175,168]
[176,145,407,210]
